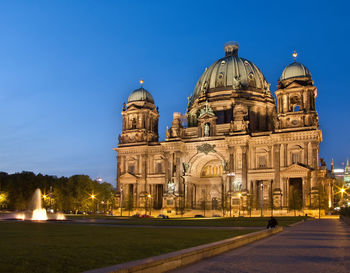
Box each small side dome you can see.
[128,87,154,104]
[280,62,311,81]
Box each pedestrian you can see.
[266,216,278,229]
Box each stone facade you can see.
[114,42,333,215]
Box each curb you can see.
[85,226,283,273]
[287,220,306,227]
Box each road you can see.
[170,219,350,273]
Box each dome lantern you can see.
[224,41,239,57]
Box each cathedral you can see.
[114,42,333,216]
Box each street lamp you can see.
[147,194,152,216]
[120,187,123,216]
[90,193,96,213]
[227,172,235,218]
[260,182,264,217]
[49,186,53,212]
[334,185,348,208]
[340,188,345,202]
[238,193,242,217]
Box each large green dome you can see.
[190,42,270,105]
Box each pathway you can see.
[170,219,350,273]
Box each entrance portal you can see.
[289,178,303,210]
[154,184,163,209]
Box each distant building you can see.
[344,160,350,186]
[114,42,333,215]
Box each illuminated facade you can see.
[114,42,332,215]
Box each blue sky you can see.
[0,0,349,185]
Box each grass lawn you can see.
[67,215,306,227]
[0,221,256,273]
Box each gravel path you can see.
[170,219,350,273]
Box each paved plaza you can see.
[170,219,350,273]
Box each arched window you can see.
[201,160,223,177]
[294,105,301,112]
[131,118,137,129]
[156,162,162,173]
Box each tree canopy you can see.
[0,171,115,212]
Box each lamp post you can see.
[228,192,232,217]
[227,172,235,218]
[340,188,345,205]
[49,186,52,213]
[238,193,242,217]
[101,201,105,214]
[90,193,96,214]
[248,193,252,217]
[318,189,321,219]
[147,194,152,216]
[260,182,264,217]
[120,187,123,217]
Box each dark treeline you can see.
[0,171,115,213]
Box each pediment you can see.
[119,172,138,182]
[198,112,216,120]
[281,163,311,175]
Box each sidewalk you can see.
[170,219,350,273]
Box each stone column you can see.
[259,107,266,131]
[122,155,126,173]
[304,142,309,166]
[311,142,318,169]
[229,147,235,173]
[284,143,288,167]
[241,146,248,190]
[273,144,281,189]
[176,152,181,195]
[164,152,170,192]
[285,178,289,208]
[283,94,288,113]
[273,144,282,208]
[117,155,122,191]
[268,145,273,168]
[141,154,148,192]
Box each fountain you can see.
[1,188,66,221]
[30,188,48,221]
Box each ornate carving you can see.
[221,160,229,172]
[166,126,170,138]
[167,180,175,194]
[199,101,215,118]
[182,162,190,175]
[197,143,216,155]
[230,104,249,132]
[232,76,241,89]
[204,123,210,136]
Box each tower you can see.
[275,52,318,130]
[119,81,159,144]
